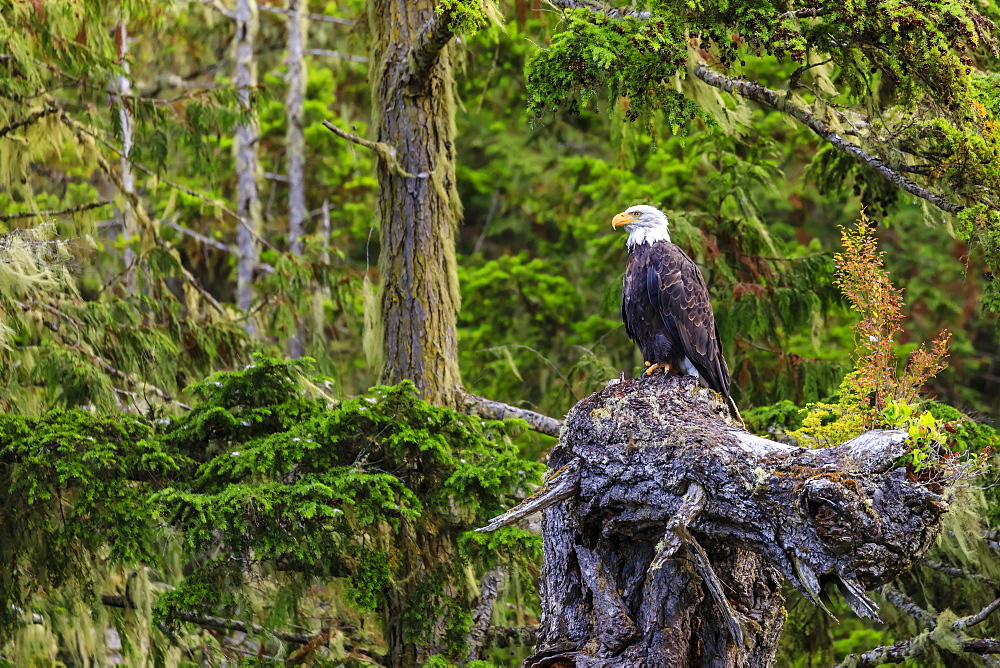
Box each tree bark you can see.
[285,0,307,257]
[467,567,508,662]
[235,0,261,326]
[285,0,308,358]
[480,375,954,667]
[368,0,462,407]
[384,520,461,668]
[112,19,137,293]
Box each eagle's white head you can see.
[611,205,671,247]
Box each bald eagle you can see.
[613,205,741,422]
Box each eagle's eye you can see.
[632,211,643,217]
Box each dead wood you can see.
[479,374,953,667]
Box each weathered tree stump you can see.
[478,375,953,667]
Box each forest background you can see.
[3,0,1000,665]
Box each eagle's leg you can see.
[644,362,672,376]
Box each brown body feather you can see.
[622,240,740,420]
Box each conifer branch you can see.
[546,0,650,18]
[284,629,331,665]
[692,64,966,215]
[0,200,112,222]
[321,119,388,154]
[58,109,229,315]
[837,586,1000,666]
[57,112,152,227]
[101,595,312,645]
[322,119,430,178]
[165,220,237,254]
[923,559,1000,587]
[0,105,58,139]
[182,265,228,313]
[64,112,276,253]
[880,585,935,628]
[467,567,508,662]
[189,0,235,19]
[547,0,606,11]
[13,299,84,345]
[284,628,383,665]
[788,58,833,90]
[13,299,189,408]
[306,48,369,63]
[957,596,1000,629]
[102,593,381,661]
[461,392,563,437]
[840,636,1000,666]
[78,346,186,407]
[778,7,831,18]
[483,624,538,649]
[258,3,356,25]
[407,10,457,90]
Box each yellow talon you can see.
[644,363,670,376]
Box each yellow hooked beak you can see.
[612,211,637,228]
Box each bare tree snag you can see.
[478,375,954,667]
[234,0,262,326]
[285,0,308,259]
[285,0,308,359]
[111,18,137,293]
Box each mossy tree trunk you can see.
[368,0,462,409]
[364,4,465,666]
[384,521,460,668]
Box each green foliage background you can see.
[2,0,1000,664]
[1,357,541,665]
